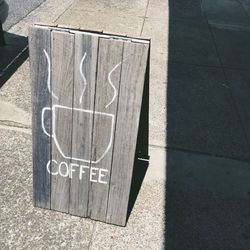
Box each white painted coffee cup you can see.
[42,105,115,164]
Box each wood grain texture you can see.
[106,41,149,226]
[69,33,98,216]
[88,38,124,221]
[31,25,150,226]
[50,31,74,213]
[29,26,51,209]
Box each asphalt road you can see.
[3,0,45,30]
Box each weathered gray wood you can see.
[69,33,98,216]
[106,41,149,226]
[88,38,124,221]
[30,25,150,226]
[29,26,51,209]
[50,31,74,213]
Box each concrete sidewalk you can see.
[0,0,167,249]
[3,0,46,30]
[166,0,250,248]
[2,0,250,248]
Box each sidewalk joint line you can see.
[0,120,31,129]
[7,1,45,31]
[170,60,250,71]
[211,36,250,147]
[167,146,250,164]
[200,0,250,150]
[140,0,151,36]
[0,124,31,134]
[236,0,250,19]
[88,221,97,250]
[54,2,74,23]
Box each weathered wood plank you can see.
[31,24,150,226]
[29,26,51,209]
[106,41,149,226]
[50,31,74,213]
[88,38,124,221]
[69,33,98,217]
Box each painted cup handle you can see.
[41,107,52,137]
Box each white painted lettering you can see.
[46,160,58,175]
[79,165,89,180]
[59,162,69,177]
[98,168,108,184]
[69,163,78,178]
[90,167,98,183]
[46,160,108,184]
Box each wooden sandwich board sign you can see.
[29,24,150,226]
